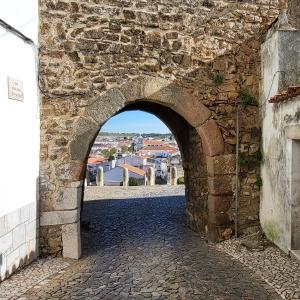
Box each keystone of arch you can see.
[120,76,211,127]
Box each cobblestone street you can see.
[3,187,277,300]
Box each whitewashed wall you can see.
[0,0,39,280]
[260,29,300,253]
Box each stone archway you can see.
[40,76,235,259]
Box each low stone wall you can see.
[0,202,38,281]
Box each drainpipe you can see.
[235,103,240,238]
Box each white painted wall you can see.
[0,0,38,217]
[260,30,300,253]
[0,0,39,280]
[104,167,144,186]
[116,155,146,167]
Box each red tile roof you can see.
[88,156,106,164]
[269,85,300,103]
[144,140,164,145]
[142,146,177,151]
[119,164,145,176]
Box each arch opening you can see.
[39,77,234,259]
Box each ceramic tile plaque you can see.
[7,77,24,101]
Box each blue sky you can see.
[101,111,171,134]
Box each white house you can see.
[0,0,39,281]
[104,164,145,186]
[116,155,147,168]
[139,145,178,157]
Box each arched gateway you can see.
[38,0,279,258]
[39,76,235,258]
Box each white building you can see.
[116,155,147,168]
[138,145,178,157]
[0,1,39,281]
[104,164,145,186]
[260,29,300,256]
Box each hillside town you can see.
[87,133,184,186]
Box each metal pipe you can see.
[235,103,240,238]
[0,19,34,45]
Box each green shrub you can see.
[255,176,263,188]
[240,91,256,107]
[239,151,263,167]
[212,73,224,86]
[177,176,185,185]
[128,177,139,186]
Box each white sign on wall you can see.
[7,77,24,101]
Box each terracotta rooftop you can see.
[269,85,300,103]
[87,156,106,164]
[119,164,145,177]
[144,140,164,145]
[142,145,177,151]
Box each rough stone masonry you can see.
[38,0,290,256]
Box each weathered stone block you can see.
[196,120,225,157]
[40,209,80,226]
[208,212,231,226]
[55,161,84,181]
[174,95,211,128]
[208,176,233,195]
[206,154,236,176]
[86,89,125,124]
[62,221,81,259]
[208,195,232,213]
[54,187,82,210]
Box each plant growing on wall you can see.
[254,175,263,188]
[240,91,256,107]
[177,176,184,185]
[212,73,224,86]
[238,150,263,167]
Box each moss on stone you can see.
[263,221,279,242]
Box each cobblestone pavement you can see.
[217,237,300,299]
[14,188,279,300]
[84,185,185,201]
[0,257,71,300]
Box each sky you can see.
[101,110,171,134]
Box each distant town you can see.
[86,132,184,186]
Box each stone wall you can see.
[287,0,300,29]
[39,0,284,256]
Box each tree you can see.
[128,142,135,153]
[109,148,116,156]
[101,149,110,158]
[121,145,128,154]
[128,177,139,186]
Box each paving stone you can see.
[0,187,284,299]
